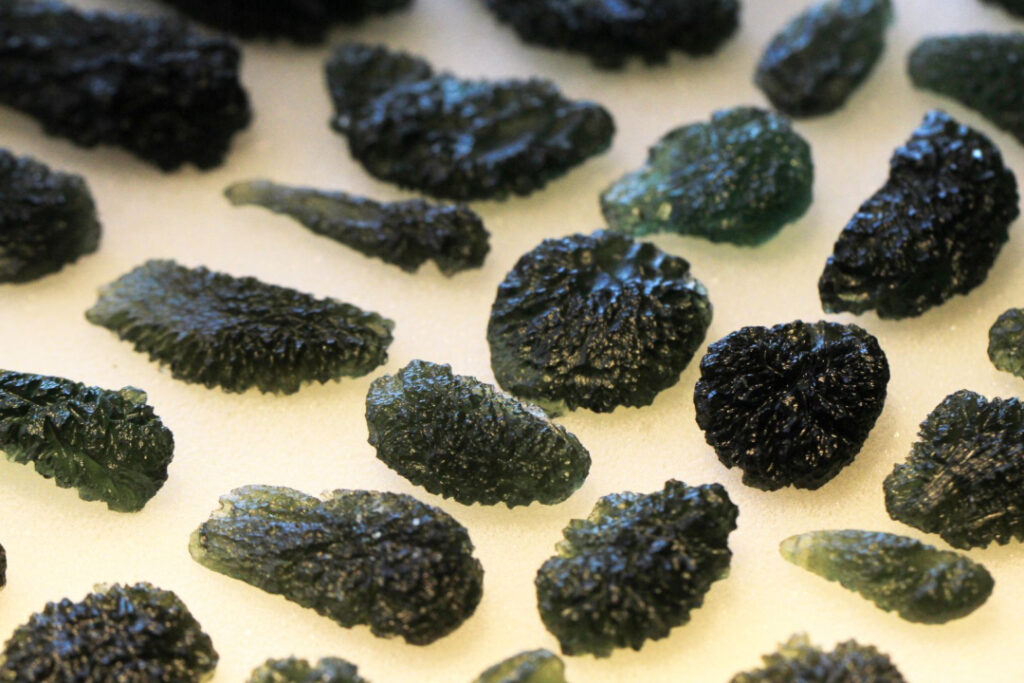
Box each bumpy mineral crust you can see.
[190,485,483,645]
[988,308,1024,379]
[247,657,367,683]
[730,634,905,683]
[473,650,566,683]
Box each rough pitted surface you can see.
[0,583,217,682]
[0,0,251,171]
[474,650,566,683]
[0,370,174,512]
[226,180,489,276]
[694,321,889,491]
[988,308,1024,379]
[819,110,1019,319]
[326,43,615,200]
[85,260,394,395]
[190,485,483,645]
[601,107,814,245]
[982,0,1024,15]
[535,480,737,657]
[730,634,905,683]
[247,657,367,683]
[366,360,591,507]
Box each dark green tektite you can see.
[247,657,367,683]
[730,634,906,683]
[473,650,566,683]
[989,308,1024,379]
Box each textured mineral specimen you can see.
[474,650,566,683]
[248,657,366,683]
[0,370,174,512]
[535,480,737,657]
[85,260,393,394]
[326,43,615,200]
[885,390,1024,549]
[754,0,893,117]
[781,530,993,623]
[0,543,5,590]
[982,0,1024,16]
[0,0,251,171]
[819,110,1019,319]
[226,180,489,275]
[190,485,483,645]
[693,321,889,491]
[0,583,217,682]
[600,107,813,245]
[988,308,1024,379]
[730,634,905,683]
[488,230,712,414]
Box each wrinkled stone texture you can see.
[988,308,1024,379]
[535,480,737,657]
[488,230,712,414]
[694,321,889,491]
[247,657,366,683]
[190,485,483,645]
[601,107,813,245]
[474,650,566,683]
[730,634,905,683]
[326,43,614,200]
[85,260,393,395]
[819,110,1019,319]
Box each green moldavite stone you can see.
[730,634,906,683]
[601,107,813,245]
[989,308,1024,378]
[248,657,367,683]
[0,542,5,590]
[474,650,566,683]
[781,530,993,623]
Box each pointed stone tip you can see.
[224,179,273,207]
[779,533,805,564]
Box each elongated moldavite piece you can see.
[473,650,566,683]
[730,634,905,683]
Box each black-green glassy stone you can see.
[781,530,994,623]
[983,0,1024,16]
[474,650,566,683]
[0,370,173,512]
[0,543,5,590]
[601,107,813,245]
[248,657,366,683]
[366,360,590,507]
[85,259,394,394]
[0,583,217,682]
[190,485,483,645]
[988,308,1024,378]
[730,634,905,683]
[535,480,737,657]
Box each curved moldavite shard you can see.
[189,485,484,645]
[366,360,590,507]
[326,43,615,201]
[0,583,217,682]
[248,657,367,683]
[694,321,889,491]
[730,634,905,683]
[474,650,566,683]
[0,370,173,512]
[884,390,1024,549]
[988,308,1024,378]
[0,0,250,171]
[819,110,1019,319]
[85,260,394,395]
[226,180,489,276]
[754,0,893,117]
[601,107,813,245]
[535,480,737,657]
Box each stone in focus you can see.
[988,308,1024,379]
[473,650,566,683]
[730,634,905,683]
[247,657,367,683]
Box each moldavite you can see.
[0,543,5,590]
[0,370,174,512]
[535,480,737,657]
[85,260,393,395]
[488,230,712,414]
[190,485,483,645]
[600,107,813,245]
[988,308,1024,379]
[730,634,905,683]
[248,657,366,683]
[982,0,1024,15]
[226,180,489,276]
[819,110,1019,319]
[326,43,615,200]
[0,583,217,682]
[473,650,566,683]
[0,0,250,171]
[366,360,590,507]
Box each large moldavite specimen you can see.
[694,321,889,491]
[730,634,905,683]
[0,0,251,171]
[535,480,737,657]
[755,0,893,117]
[0,370,173,512]
[248,657,366,683]
[601,107,813,245]
[0,583,217,682]
[488,230,712,414]
[885,390,1024,549]
[226,180,489,276]
[366,360,590,507]
[326,43,614,200]
[819,110,1019,319]
[190,485,483,645]
[988,308,1024,379]
[85,260,393,394]
[474,650,566,683]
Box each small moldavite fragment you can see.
[535,480,737,657]
[884,390,1024,549]
[488,230,712,414]
[0,370,173,512]
[601,107,813,245]
[0,543,5,590]
[226,180,489,275]
[819,110,1019,319]
[85,260,393,394]
[190,485,483,645]
[474,650,566,683]
[988,308,1024,378]
[248,657,366,683]
[0,583,217,682]
[326,43,615,200]
[755,0,893,117]
[730,634,905,683]
[694,321,889,491]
